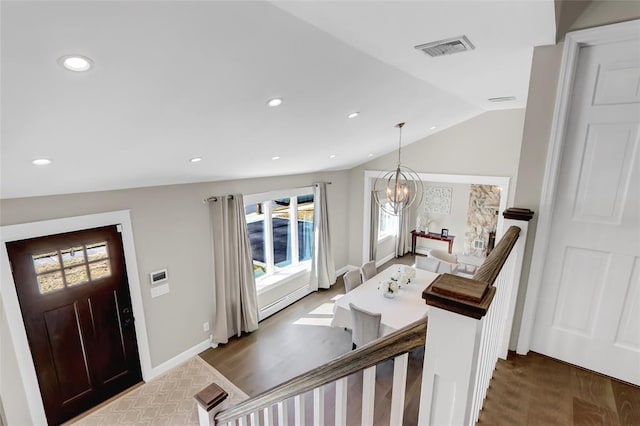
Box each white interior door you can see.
[531,36,640,385]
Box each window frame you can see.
[377,208,398,241]
[244,187,314,285]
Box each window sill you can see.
[256,262,312,294]
[377,234,394,244]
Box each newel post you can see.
[195,382,228,426]
[417,275,495,426]
[416,209,534,426]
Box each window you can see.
[32,241,112,294]
[245,189,314,282]
[378,206,398,241]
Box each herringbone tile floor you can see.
[68,357,247,425]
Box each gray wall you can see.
[0,170,350,425]
[411,182,471,255]
[4,5,639,422]
[347,109,527,267]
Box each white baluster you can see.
[361,366,376,426]
[294,394,305,426]
[277,400,288,426]
[263,406,273,426]
[249,411,258,426]
[313,386,324,426]
[239,416,248,426]
[334,377,348,426]
[390,353,408,425]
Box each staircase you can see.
[196,209,534,426]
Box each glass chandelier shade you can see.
[373,122,423,215]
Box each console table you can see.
[411,230,455,254]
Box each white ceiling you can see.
[0,1,555,199]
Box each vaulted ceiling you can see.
[0,1,555,199]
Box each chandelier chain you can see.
[396,122,405,166]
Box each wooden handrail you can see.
[214,317,427,423]
[472,226,521,285]
[423,225,521,319]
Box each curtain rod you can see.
[203,182,332,203]
[203,194,235,204]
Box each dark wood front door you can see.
[6,225,142,425]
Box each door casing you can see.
[516,19,640,355]
[1,210,152,425]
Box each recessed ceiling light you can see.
[59,55,93,72]
[32,158,51,166]
[347,112,359,119]
[272,156,281,160]
[368,153,373,157]
[189,157,202,163]
[267,98,283,107]
[430,126,437,130]
[329,154,336,159]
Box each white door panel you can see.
[532,37,640,385]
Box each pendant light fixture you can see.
[373,122,423,215]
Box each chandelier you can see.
[373,122,423,215]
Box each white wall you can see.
[0,170,350,425]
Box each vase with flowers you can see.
[392,265,416,286]
[378,279,400,298]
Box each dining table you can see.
[331,264,438,336]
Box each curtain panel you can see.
[310,182,336,290]
[209,194,259,344]
[395,204,409,257]
[369,191,379,262]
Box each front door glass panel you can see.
[32,241,112,294]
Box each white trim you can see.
[376,253,396,268]
[335,265,352,277]
[516,19,640,355]
[256,265,352,321]
[377,233,394,244]
[148,338,212,379]
[362,171,510,265]
[413,247,431,257]
[258,285,312,321]
[243,186,313,205]
[0,210,152,425]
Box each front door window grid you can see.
[32,241,112,294]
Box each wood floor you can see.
[479,351,640,426]
[200,255,640,425]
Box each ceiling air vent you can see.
[415,35,475,57]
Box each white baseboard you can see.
[336,265,358,277]
[259,285,312,321]
[414,248,430,256]
[148,338,212,380]
[376,253,396,268]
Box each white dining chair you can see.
[343,269,362,293]
[360,261,377,281]
[349,303,382,350]
[415,255,440,273]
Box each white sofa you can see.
[427,249,459,274]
